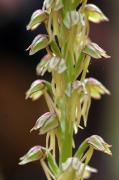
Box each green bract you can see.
[20,1,112,180]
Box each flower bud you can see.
[87,135,112,156]
[31,112,59,134]
[36,54,51,76]
[19,146,46,165]
[85,78,110,99]
[85,4,109,23]
[27,34,49,55]
[83,41,110,59]
[27,10,48,31]
[26,80,51,101]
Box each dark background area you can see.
[0,0,118,179]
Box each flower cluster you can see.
[19,0,112,180]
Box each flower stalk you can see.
[19,0,112,179]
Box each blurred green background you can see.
[0,0,118,179]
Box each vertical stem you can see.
[59,96,73,164]
[54,72,74,164]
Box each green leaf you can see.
[85,4,109,23]
[26,80,51,101]
[87,135,112,156]
[85,78,110,99]
[83,41,110,59]
[27,10,48,31]
[63,11,80,29]
[19,146,46,165]
[27,34,49,55]
[30,112,59,134]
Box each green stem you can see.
[54,71,73,164]
[47,152,60,177]
[75,140,88,159]
[80,146,94,180]
[58,96,73,164]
